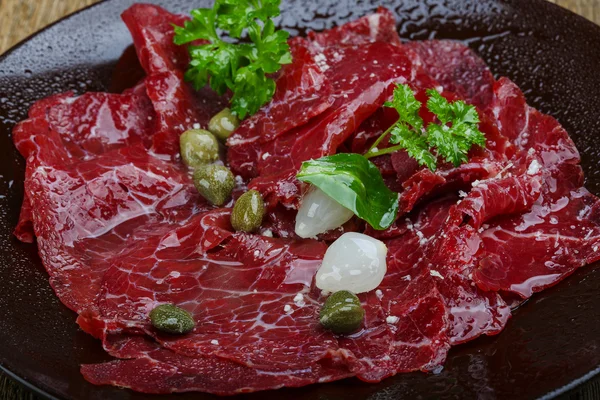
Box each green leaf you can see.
[425,89,486,166]
[173,8,218,45]
[173,0,291,119]
[297,154,399,230]
[384,83,424,130]
[425,89,453,124]
[389,125,437,171]
[426,124,469,166]
[231,67,275,119]
[217,0,282,37]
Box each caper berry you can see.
[193,164,235,206]
[319,290,365,334]
[150,304,195,335]
[179,129,219,168]
[208,108,240,141]
[231,190,265,233]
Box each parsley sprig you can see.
[365,84,485,171]
[298,84,485,230]
[173,0,292,119]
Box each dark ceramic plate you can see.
[1,0,600,399]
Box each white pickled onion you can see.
[316,232,387,293]
[295,187,354,238]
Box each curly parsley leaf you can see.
[297,154,399,230]
[369,84,485,169]
[216,0,281,37]
[384,83,424,131]
[389,124,437,171]
[173,0,291,119]
[426,89,486,166]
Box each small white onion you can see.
[295,187,354,238]
[316,232,387,293]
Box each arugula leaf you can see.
[297,154,399,230]
[173,0,291,119]
[426,89,486,166]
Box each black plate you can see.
[1,0,600,399]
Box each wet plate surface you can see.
[0,0,599,399]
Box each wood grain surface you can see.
[1,0,600,399]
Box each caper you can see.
[208,108,240,141]
[231,190,265,232]
[179,129,219,168]
[193,164,235,206]
[319,290,365,334]
[150,304,195,335]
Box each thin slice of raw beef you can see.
[122,4,227,157]
[417,77,600,300]
[227,37,334,179]
[380,196,511,346]
[24,143,208,313]
[244,41,429,210]
[85,205,453,385]
[308,7,402,48]
[228,5,407,186]
[12,90,157,242]
[82,334,353,395]
[405,40,495,109]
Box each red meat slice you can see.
[424,78,600,299]
[14,91,155,163]
[250,42,425,195]
[387,42,518,215]
[24,143,207,313]
[228,6,406,186]
[237,41,428,211]
[405,40,495,109]
[45,92,155,156]
[227,37,334,178]
[456,173,543,228]
[474,164,600,297]
[120,4,189,74]
[12,90,157,242]
[82,334,352,395]
[308,7,401,48]
[122,4,227,157]
[423,221,511,344]
[388,196,510,345]
[83,205,455,390]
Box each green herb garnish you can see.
[297,84,485,230]
[173,0,292,119]
[424,89,486,167]
[297,154,399,231]
[365,84,485,170]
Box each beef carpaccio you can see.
[12,3,600,395]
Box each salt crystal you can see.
[293,293,305,307]
[430,270,444,279]
[527,160,542,175]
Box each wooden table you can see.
[1,0,600,399]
